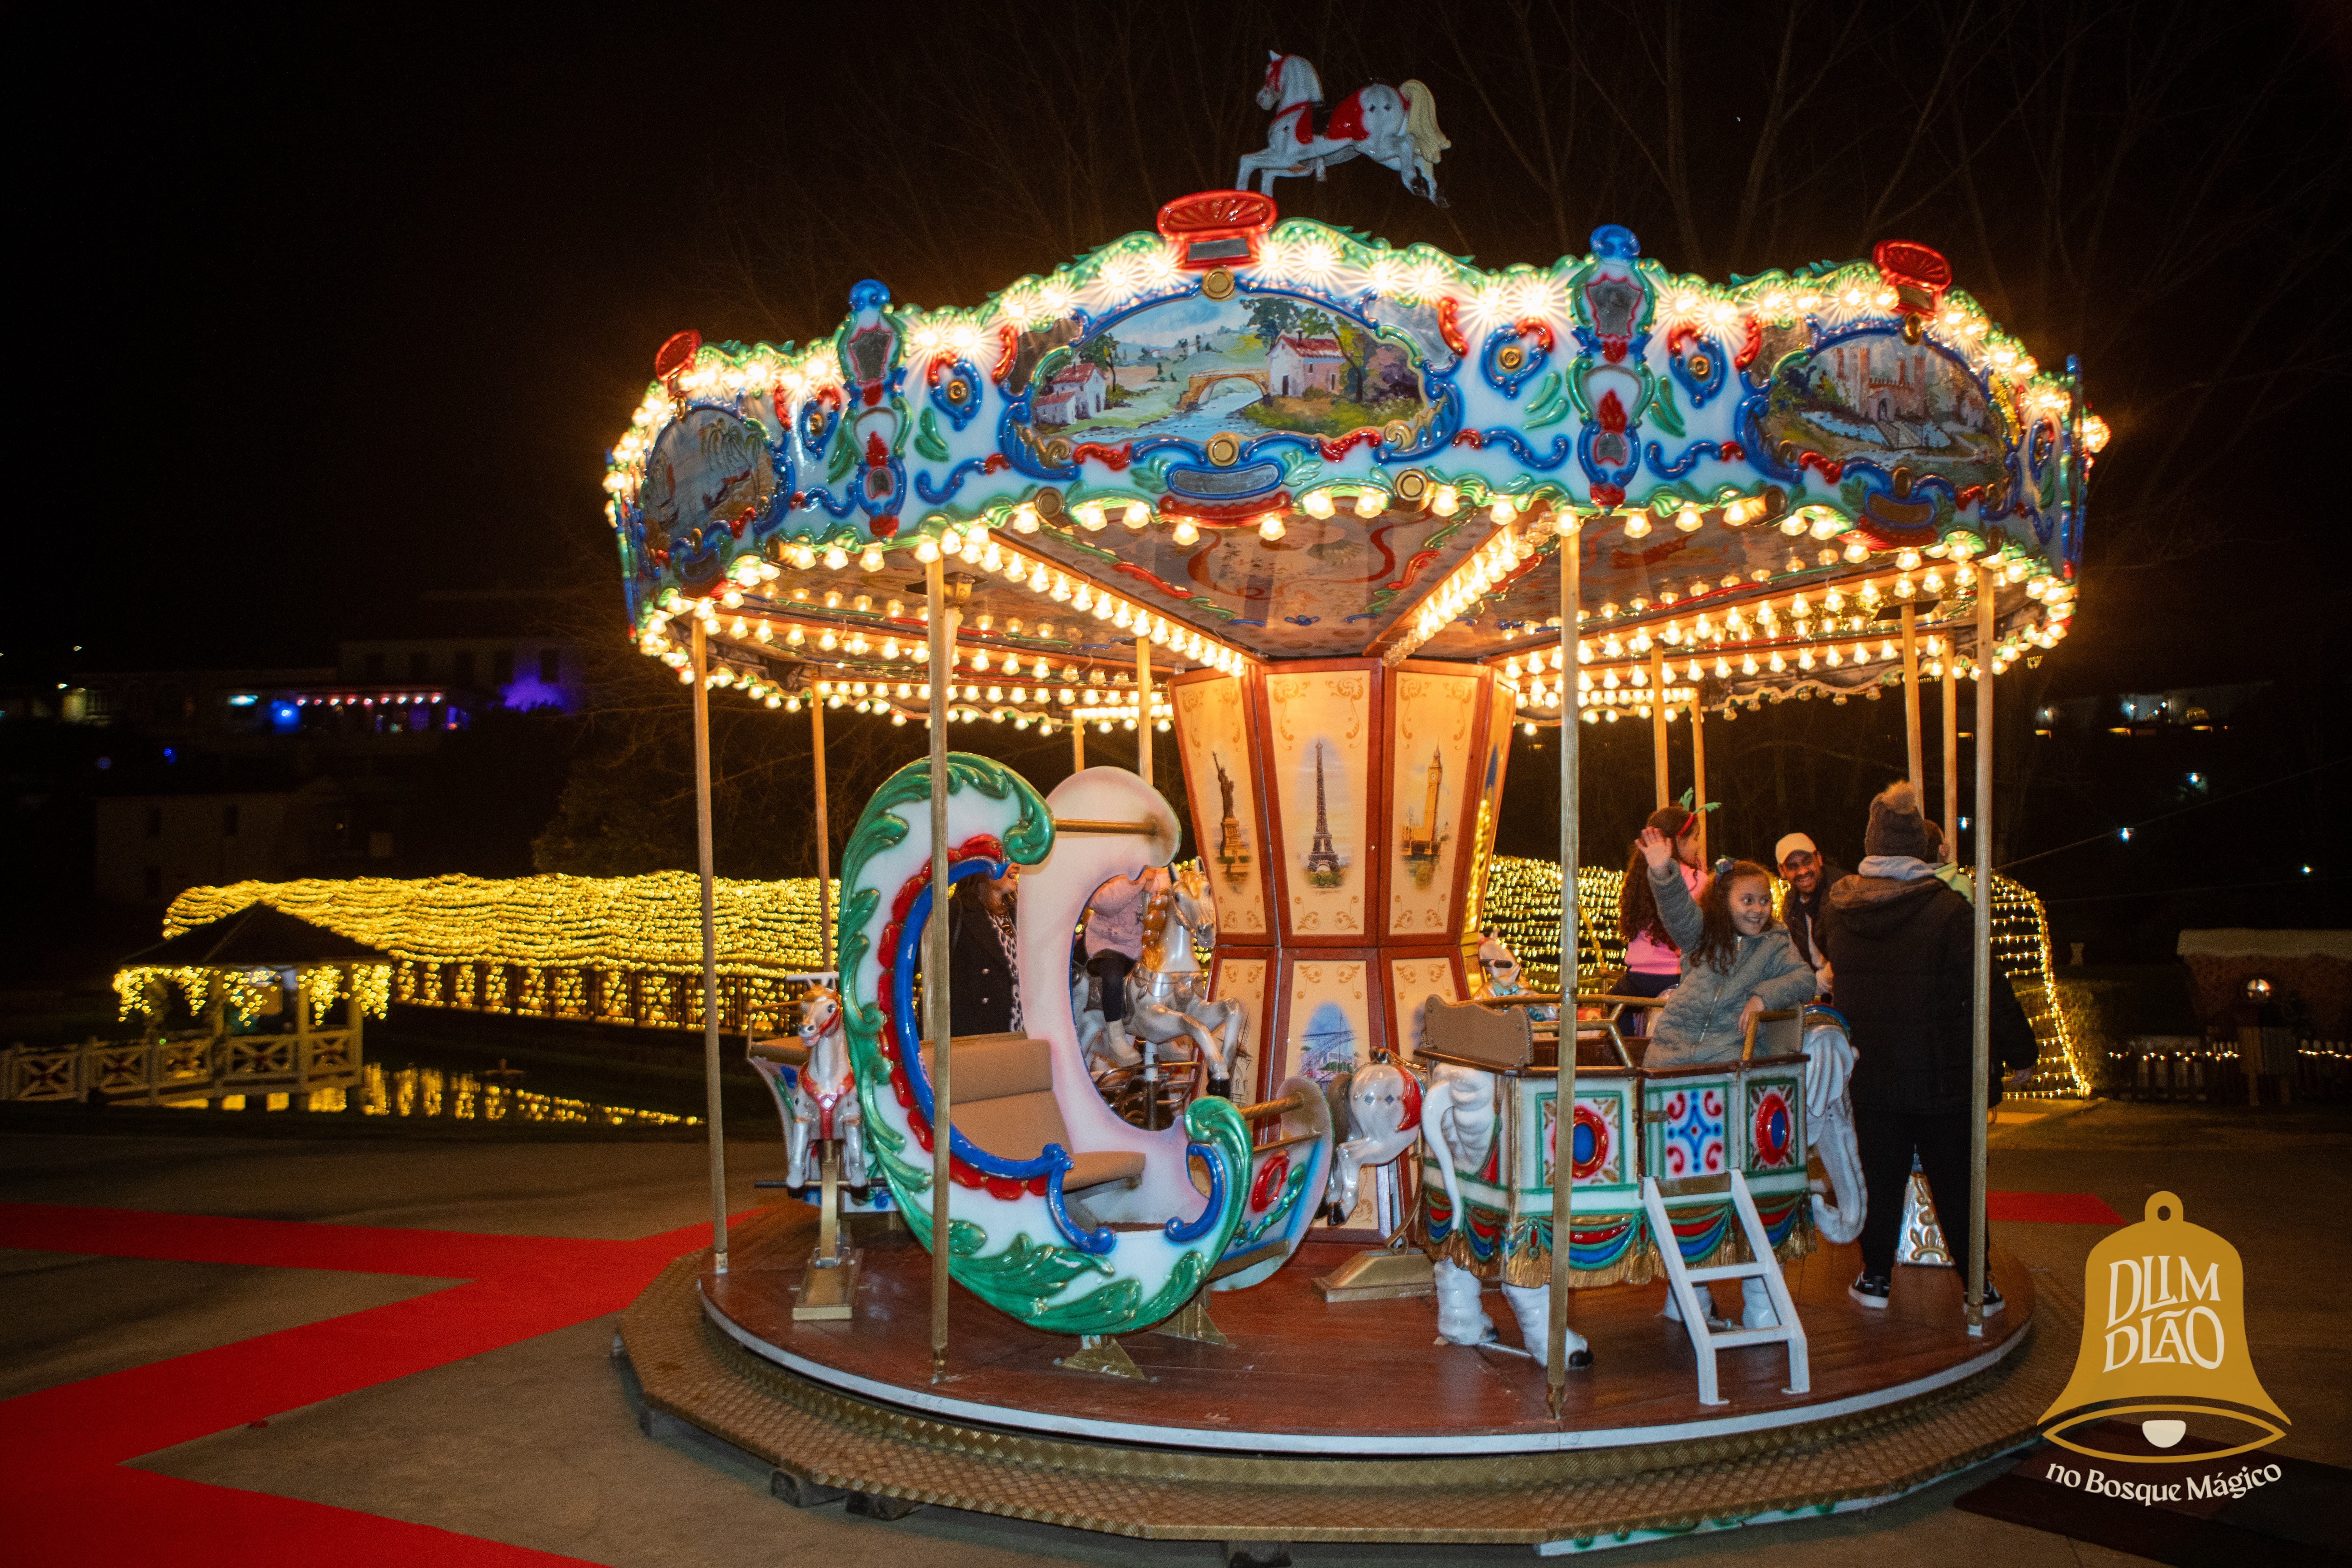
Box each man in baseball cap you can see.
[1774,831,1844,985]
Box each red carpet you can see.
[0,1190,2124,1562]
[1986,1191,2123,1224]
[0,1203,736,1565]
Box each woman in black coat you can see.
[1819,782,2038,1317]
[919,868,1024,1038]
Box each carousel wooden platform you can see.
[617,1201,2075,1546]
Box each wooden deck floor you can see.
[702,1202,2033,1453]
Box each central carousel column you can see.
[1170,656,1515,1225]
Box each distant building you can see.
[56,591,592,906]
[94,780,349,903]
[1269,334,1346,397]
[2033,683,2266,734]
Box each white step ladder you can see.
[1642,1171,1810,1406]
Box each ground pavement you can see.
[1,1102,2344,1565]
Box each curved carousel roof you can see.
[605,192,2100,733]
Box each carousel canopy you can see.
[121,902,394,970]
[605,192,2100,729]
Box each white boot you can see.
[1432,1259,1496,1346]
[1740,1275,1777,1329]
[1501,1281,1591,1370]
[1661,1283,1720,1326]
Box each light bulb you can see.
[1259,515,1286,541]
[1172,518,1199,546]
[1623,515,1652,540]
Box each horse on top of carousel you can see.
[1237,52,1452,206]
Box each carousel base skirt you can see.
[617,1202,2072,1546]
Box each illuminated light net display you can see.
[168,862,2084,1095]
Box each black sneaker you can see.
[1977,1280,2005,1318]
[1849,1272,1891,1309]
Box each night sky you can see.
[21,2,2345,693]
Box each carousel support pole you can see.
[1548,521,1581,1418]
[812,697,833,974]
[1071,711,1086,773]
[1967,592,1994,1336]
[925,556,955,1382]
[1902,604,1923,790]
[1942,658,1959,852]
[1649,647,1669,810]
[1134,636,1154,789]
[1691,700,1709,866]
[691,617,729,1275]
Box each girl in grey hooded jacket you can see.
[1634,829,1821,1069]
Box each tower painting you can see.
[1303,742,1344,886]
[1398,746,1449,886]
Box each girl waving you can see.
[1632,826,1821,1330]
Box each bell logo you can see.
[2041,1192,2289,1463]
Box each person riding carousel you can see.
[917,866,1023,1038]
[1618,806,1710,1001]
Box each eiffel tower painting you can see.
[1302,741,1344,887]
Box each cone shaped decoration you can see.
[2038,1192,2289,1462]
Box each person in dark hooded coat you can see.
[1818,781,2037,1317]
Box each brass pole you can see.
[1134,635,1154,788]
[926,557,955,1380]
[691,617,729,1275]
[1071,708,1086,773]
[1649,646,1669,811]
[1547,521,1580,1417]
[1902,604,1923,789]
[1942,656,1959,851]
[1691,699,1708,867]
[813,696,833,973]
[1967,589,1995,1335]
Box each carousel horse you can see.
[1803,1008,1866,1245]
[1236,53,1451,206]
[1325,1058,1422,1221]
[784,983,865,1190]
[1124,864,1250,1098]
[1475,928,1555,1021]
[1424,1058,1592,1370]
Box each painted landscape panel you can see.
[1025,293,1432,445]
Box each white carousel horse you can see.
[1424,1059,1591,1369]
[1804,1012,1866,1246]
[785,983,866,1190]
[1327,1059,1422,1218]
[1236,53,1451,206]
[1124,864,1250,1097]
[1475,928,1555,1021]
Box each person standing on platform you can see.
[1819,782,2037,1318]
[1618,806,1710,1000]
[920,867,1023,1038]
[1082,866,1166,1026]
[1774,832,1845,993]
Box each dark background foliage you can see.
[14,0,2348,966]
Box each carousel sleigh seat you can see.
[920,1033,1147,1199]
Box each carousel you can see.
[610,63,2103,1551]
